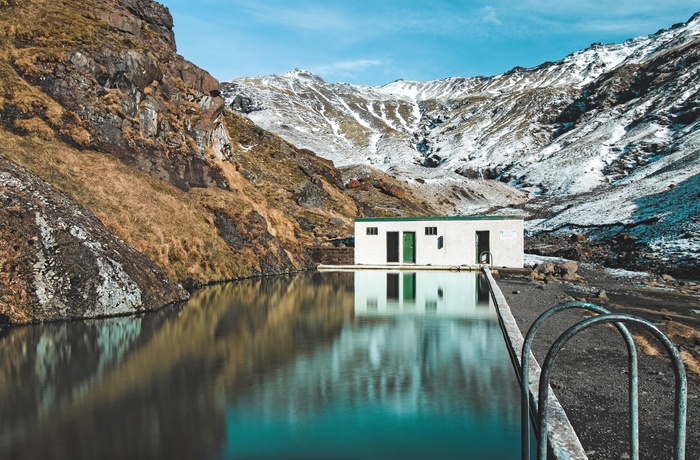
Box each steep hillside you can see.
[224,13,700,277]
[0,0,408,324]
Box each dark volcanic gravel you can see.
[495,263,700,459]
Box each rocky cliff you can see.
[1,0,230,191]
[0,0,389,324]
[0,157,188,324]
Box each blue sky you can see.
[159,0,699,86]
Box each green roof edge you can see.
[355,215,523,223]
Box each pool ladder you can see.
[521,301,688,460]
[479,251,493,267]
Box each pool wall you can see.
[484,268,589,460]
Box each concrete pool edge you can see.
[484,268,589,460]
[317,264,485,271]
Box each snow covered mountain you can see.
[223,13,700,276]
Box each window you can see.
[366,227,378,235]
[425,226,437,235]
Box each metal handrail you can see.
[521,301,639,459]
[537,313,687,460]
[479,251,493,266]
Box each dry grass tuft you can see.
[632,334,661,356]
[631,322,700,378]
[659,321,700,378]
[13,116,54,140]
[680,350,700,377]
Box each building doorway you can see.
[403,232,416,263]
[476,231,490,264]
[387,232,399,263]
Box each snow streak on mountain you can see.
[223,13,700,275]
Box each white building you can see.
[354,216,524,268]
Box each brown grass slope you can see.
[0,0,372,324]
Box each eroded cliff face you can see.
[0,0,371,324]
[1,0,231,191]
[0,157,188,325]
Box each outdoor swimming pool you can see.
[0,270,524,459]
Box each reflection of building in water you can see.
[225,271,517,426]
[354,270,495,318]
[227,308,517,424]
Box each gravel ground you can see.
[494,262,700,459]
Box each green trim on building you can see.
[355,215,523,223]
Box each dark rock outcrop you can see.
[294,181,329,208]
[0,157,188,325]
[4,0,232,191]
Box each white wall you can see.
[354,218,524,268]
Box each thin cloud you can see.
[312,59,385,78]
[481,6,503,26]
[485,0,697,33]
[229,0,352,31]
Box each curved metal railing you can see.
[521,302,639,459]
[522,304,687,459]
[479,250,493,266]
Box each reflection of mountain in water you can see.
[229,271,514,421]
[223,271,520,459]
[0,271,518,459]
[0,272,353,460]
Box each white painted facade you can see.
[354,216,524,268]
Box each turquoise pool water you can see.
[0,271,522,459]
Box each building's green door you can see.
[403,232,415,263]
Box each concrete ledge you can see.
[484,267,588,460]
[317,264,486,271]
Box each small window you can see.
[425,226,437,235]
[366,227,378,235]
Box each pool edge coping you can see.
[318,264,485,271]
[484,267,589,460]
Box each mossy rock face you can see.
[294,181,328,209]
[0,157,188,325]
[1,0,229,191]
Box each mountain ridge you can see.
[223,12,700,276]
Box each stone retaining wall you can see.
[319,247,354,265]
